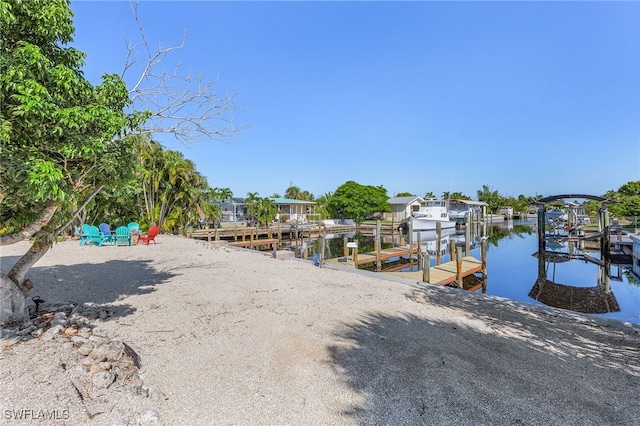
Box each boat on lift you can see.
[408,200,458,231]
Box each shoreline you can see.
[2,235,639,425]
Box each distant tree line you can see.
[77,156,640,230]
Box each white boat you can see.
[448,207,471,222]
[546,209,568,221]
[414,227,459,255]
[409,200,457,231]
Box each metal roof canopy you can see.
[449,199,488,206]
[535,194,613,204]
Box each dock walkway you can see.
[352,246,420,266]
[387,256,483,286]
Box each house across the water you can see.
[210,197,317,227]
[385,196,425,222]
[271,198,317,223]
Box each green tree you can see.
[255,197,277,226]
[136,142,209,232]
[284,184,313,201]
[423,191,435,200]
[326,181,390,223]
[213,187,233,202]
[448,192,471,200]
[617,181,640,197]
[244,192,261,225]
[314,192,333,220]
[197,188,221,227]
[477,185,502,213]
[0,0,240,321]
[395,192,414,197]
[512,195,532,215]
[606,181,640,217]
[0,0,139,321]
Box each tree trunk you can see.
[1,237,51,323]
[0,201,58,246]
[0,275,29,323]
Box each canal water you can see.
[297,220,640,325]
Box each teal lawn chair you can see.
[75,225,92,246]
[127,222,140,234]
[114,226,131,246]
[83,224,110,246]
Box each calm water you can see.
[300,220,640,325]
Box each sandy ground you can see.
[1,235,639,426]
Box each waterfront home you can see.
[385,196,425,222]
[271,198,317,223]
[217,198,248,224]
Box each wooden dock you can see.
[189,221,404,243]
[228,238,279,249]
[352,246,420,266]
[387,256,483,286]
[327,239,488,292]
[325,245,420,270]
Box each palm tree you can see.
[284,185,302,200]
[137,140,211,232]
[284,185,314,201]
[256,197,277,226]
[314,192,333,220]
[245,192,261,226]
[213,187,233,202]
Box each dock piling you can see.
[456,247,463,288]
[436,222,442,265]
[481,239,487,293]
[423,252,430,283]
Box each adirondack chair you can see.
[136,225,159,245]
[75,225,92,246]
[127,222,140,234]
[114,226,131,246]
[83,224,110,246]
[98,223,114,245]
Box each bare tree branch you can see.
[54,185,105,236]
[123,1,244,145]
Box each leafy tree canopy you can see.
[447,192,471,200]
[1,0,139,237]
[477,185,502,213]
[326,181,390,223]
[284,185,313,201]
[606,181,640,217]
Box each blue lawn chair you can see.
[98,223,114,245]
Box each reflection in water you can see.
[529,239,621,314]
[292,220,636,321]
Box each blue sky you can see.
[70,1,639,200]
